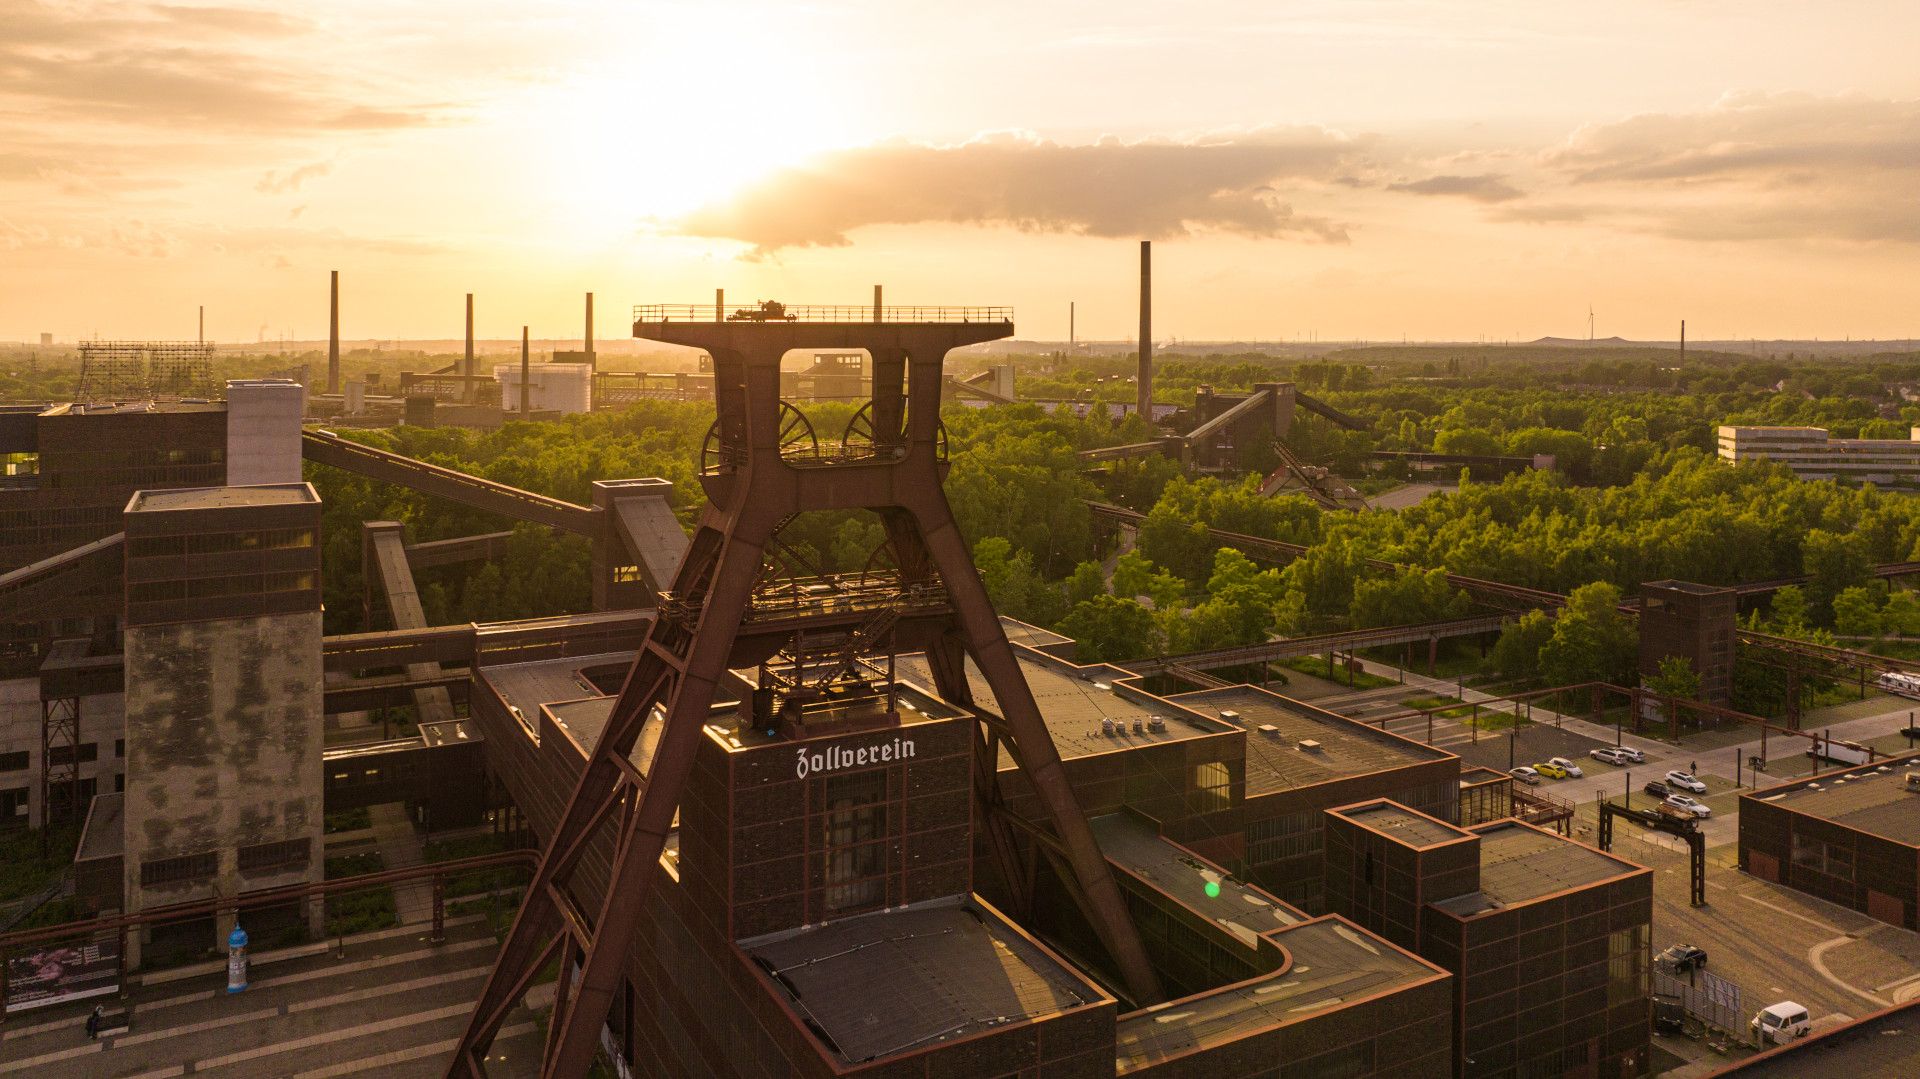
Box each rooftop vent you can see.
[1906,773,1920,790]
[1298,739,1324,753]
[1147,716,1167,733]
[1102,717,1116,737]
[1258,724,1281,739]
[1131,718,1144,735]
[1219,710,1242,725]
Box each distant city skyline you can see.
[5,1,1920,342]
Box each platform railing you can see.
[634,303,1012,325]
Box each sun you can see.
[526,13,867,238]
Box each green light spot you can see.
[1204,880,1221,899]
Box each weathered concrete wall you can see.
[122,609,323,915]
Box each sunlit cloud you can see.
[674,129,1365,254]
[1385,173,1524,202]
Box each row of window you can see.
[128,528,316,560]
[129,571,316,604]
[141,837,314,886]
[1,741,122,770]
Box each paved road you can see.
[0,916,541,1078]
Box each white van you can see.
[1750,1001,1810,1045]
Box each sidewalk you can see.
[1349,656,1679,764]
[369,802,432,924]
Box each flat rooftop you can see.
[1114,917,1441,1072]
[1093,813,1303,947]
[1716,998,1920,1077]
[1167,686,1451,796]
[126,483,317,512]
[480,650,630,722]
[1000,616,1072,650]
[891,651,1229,763]
[1333,802,1474,849]
[1751,760,1920,846]
[741,898,1102,1066]
[1431,823,1639,917]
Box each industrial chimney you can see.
[464,293,475,402]
[585,292,595,368]
[1137,241,1152,422]
[520,326,531,417]
[328,270,340,395]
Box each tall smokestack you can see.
[520,326,530,416]
[1069,301,1075,353]
[585,292,594,368]
[464,293,475,402]
[1137,241,1152,421]
[1680,319,1686,364]
[328,270,340,395]
[715,287,725,322]
[198,305,204,344]
[874,284,883,323]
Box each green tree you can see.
[1350,566,1471,628]
[1802,529,1871,624]
[1058,595,1162,662]
[1066,561,1108,606]
[1832,586,1882,637]
[1767,585,1809,632]
[1489,609,1554,679]
[1537,582,1636,685]
[1644,655,1701,700]
[1112,550,1155,599]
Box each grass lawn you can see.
[1277,655,1396,690]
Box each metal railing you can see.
[633,303,1012,325]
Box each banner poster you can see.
[4,933,120,1013]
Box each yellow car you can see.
[1535,761,1569,780]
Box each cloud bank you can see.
[674,130,1367,253]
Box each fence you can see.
[1654,966,1747,1042]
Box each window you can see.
[1791,831,1856,883]
[0,787,27,827]
[1607,925,1647,1007]
[46,742,97,766]
[141,851,217,887]
[1190,760,1232,814]
[115,740,124,758]
[820,770,888,914]
[239,838,311,875]
[0,750,27,772]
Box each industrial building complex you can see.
[7,295,1903,1079]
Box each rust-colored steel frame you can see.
[449,310,1163,1078]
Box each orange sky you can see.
[6,1,1920,344]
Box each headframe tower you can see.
[448,299,1162,1077]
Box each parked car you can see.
[1535,761,1569,780]
[1658,944,1709,972]
[1665,770,1708,794]
[1546,756,1584,778]
[1664,794,1711,819]
[1589,746,1632,766]
[1644,780,1671,799]
[1900,725,1920,741]
[1751,1002,1811,1045]
[1510,766,1541,786]
[1615,746,1647,764]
